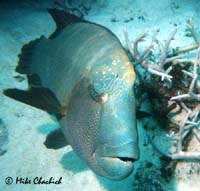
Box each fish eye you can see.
[99,92,108,103]
[88,85,108,103]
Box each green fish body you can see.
[4,9,138,180]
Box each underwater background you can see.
[0,0,200,191]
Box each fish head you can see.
[65,50,138,180]
[91,51,138,180]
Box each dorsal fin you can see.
[16,36,45,75]
[47,8,85,39]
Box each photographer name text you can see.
[15,177,62,185]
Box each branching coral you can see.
[125,25,200,160]
[175,18,200,54]
[124,27,182,87]
[171,48,200,101]
[159,101,200,160]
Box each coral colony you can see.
[124,20,200,160]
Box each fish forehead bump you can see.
[111,49,136,85]
[91,49,135,95]
[123,61,136,85]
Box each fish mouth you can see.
[114,156,136,163]
[94,141,138,180]
[95,141,139,160]
[101,156,136,163]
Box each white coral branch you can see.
[124,27,182,83]
[171,47,200,101]
[148,105,200,160]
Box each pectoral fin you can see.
[44,128,68,149]
[136,110,151,119]
[4,87,62,115]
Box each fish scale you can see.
[4,9,138,180]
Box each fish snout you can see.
[94,141,138,180]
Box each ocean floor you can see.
[0,0,200,191]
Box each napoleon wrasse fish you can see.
[4,9,139,180]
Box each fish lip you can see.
[99,156,135,164]
[94,141,139,161]
[93,152,135,180]
[111,156,136,163]
[93,141,138,179]
[95,154,136,166]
